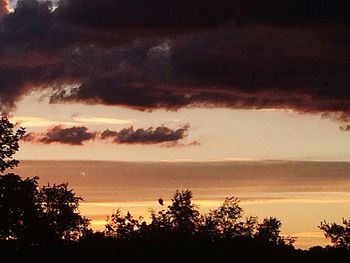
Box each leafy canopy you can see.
[0,116,25,173]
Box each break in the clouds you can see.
[0,1,350,123]
[0,1,8,15]
[24,124,192,146]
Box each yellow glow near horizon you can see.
[12,92,350,162]
[11,116,76,127]
[71,115,134,125]
[79,198,341,249]
[11,115,135,128]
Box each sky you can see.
[1,0,350,161]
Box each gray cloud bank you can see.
[0,0,349,124]
[23,124,195,146]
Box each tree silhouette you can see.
[0,116,38,244]
[38,183,90,243]
[0,116,25,173]
[104,190,296,249]
[200,196,243,238]
[256,217,282,243]
[0,174,40,243]
[319,219,350,249]
[105,210,144,239]
[0,176,90,246]
[0,117,90,246]
[256,217,296,246]
[167,190,200,233]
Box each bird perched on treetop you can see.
[158,198,164,206]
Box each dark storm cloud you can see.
[25,126,97,145]
[55,0,235,30]
[101,124,190,145]
[49,26,350,119]
[233,0,350,26]
[0,0,350,125]
[55,0,350,29]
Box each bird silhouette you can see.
[158,198,164,206]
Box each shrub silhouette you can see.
[319,219,350,249]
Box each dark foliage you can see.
[0,173,40,244]
[37,183,90,243]
[0,116,90,247]
[0,174,90,247]
[105,189,295,246]
[0,185,350,263]
[0,116,25,173]
[319,219,350,249]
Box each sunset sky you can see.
[1,0,349,161]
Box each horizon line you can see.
[15,158,350,164]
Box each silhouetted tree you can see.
[0,116,25,173]
[104,190,295,249]
[234,215,259,238]
[38,183,90,243]
[0,174,40,243]
[0,117,90,246]
[146,190,200,235]
[200,197,243,238]
[105,210,144,239]
[148,207,172,233]
[319,219,350,249]
[0,117,40,245]
[105,190,201,239]
[256,217,295,246]
[0,176,90,246]
[167,190,199,233]
[256,217,282,243]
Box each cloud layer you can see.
[101,124,190,145]
[23,125,96,145]
[24,124,192,146]
[1,1,349,123]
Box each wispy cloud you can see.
[290,232,325,238]
[12,115,134,127]
[11,116,75,127]
[72,115,134,125]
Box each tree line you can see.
[0,116,349,262]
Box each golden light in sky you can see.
[1,0,350,255]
